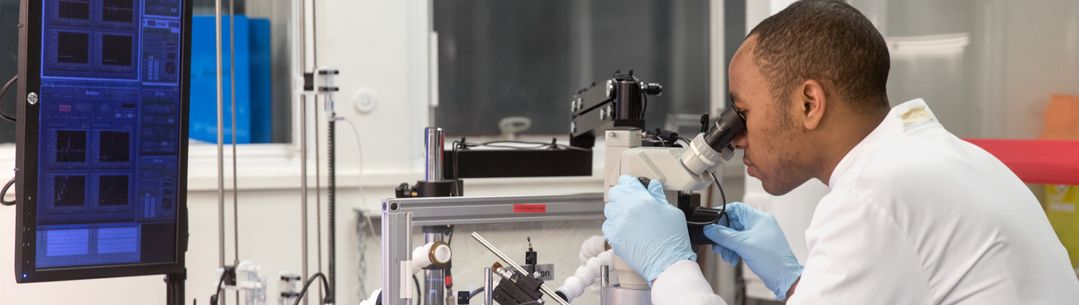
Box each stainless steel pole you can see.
[228,3,239,305]
[423,127,446,305]
[298,0,311,304]
[214,0,225,273]
[484,267,493,305]
[600,265,610,305]
[300,95,310,305]
[424,127,445,182]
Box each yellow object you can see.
[1046,184,1079,268]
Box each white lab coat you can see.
[651,99,1079,305]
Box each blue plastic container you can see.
[188,15,272,143]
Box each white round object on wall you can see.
[353,89,377,114]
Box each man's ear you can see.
[800,79,826,130]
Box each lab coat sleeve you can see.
[651,260,728,305]
[786,190,932,304]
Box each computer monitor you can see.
[14,0,191,283]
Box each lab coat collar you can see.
[826,98,938,187]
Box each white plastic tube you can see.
[557,250,613,302]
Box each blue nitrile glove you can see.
[602,175,697,283]
[704,203,803,301]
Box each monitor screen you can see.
[15,0,189,282]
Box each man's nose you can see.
[732,132,747,150]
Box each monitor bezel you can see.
[14,0,191,283]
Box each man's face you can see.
[728,37,813,195]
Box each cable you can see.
[411,274,421,305]
[327,111,337,304]
[340,117,369,298]
[456,140,589,152]
[453,139,464,179]
[710,172,729,227]
[446,226,454,246]
[338,117,366,207]
[443,226,455,293]
[468,287,484,299]
[208,270,228,305]
[1,75,18,123]
[1,178,16,206]
[292,272,330,305]
[681,171,731,226]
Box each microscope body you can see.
[571,71,743,305]
[602,128,727,302]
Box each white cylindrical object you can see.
[563,276,584,301]
[431,243,451,264]
[410,242,452,273]
[575,265,596,286]
[410,243,430,271]
[680,134,725,176]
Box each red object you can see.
[513,203,548,213]
[965,139,1079,185]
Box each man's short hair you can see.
[749,0,890,111]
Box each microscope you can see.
[382,71,745,305]
[570,71,746,304]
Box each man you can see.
[602,1,1079,304]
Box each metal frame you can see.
[381,193,605,305]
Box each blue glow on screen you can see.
[34,0,183,269]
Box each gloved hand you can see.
[602,175,697,283]
[704,203,803,300]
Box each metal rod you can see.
[214,0,225,272]
[424,127,445,181]
[469,232,570,305]
[311,0,319,69]
[228,2,239,305]
[297,0,312,302]
[484,267,493,305]
[315,95,323,302]
[422,127,447,305]
[228,0,239,267]
[300,95,310,305]
[600,265,610,305]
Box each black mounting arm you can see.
[569,71,662,148]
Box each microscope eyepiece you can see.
[703,107,746,153]
[679,107,746,176]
